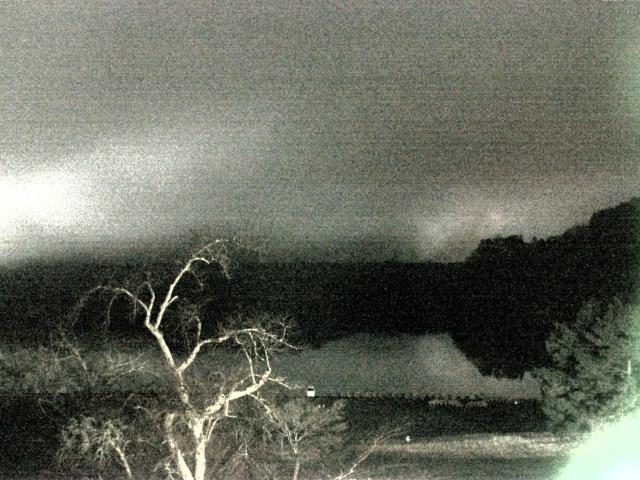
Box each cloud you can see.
[0,168,92,260]
[1,2,638,262]
[273,333,539,399]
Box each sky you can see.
[1,1,639,263]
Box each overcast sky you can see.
[1,1,639,263]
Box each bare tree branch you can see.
[55,239,297,480]
[176,334,230,374]
[333,426,405,480]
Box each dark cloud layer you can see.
[1,1,639,262]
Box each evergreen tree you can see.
[536,297,640,433]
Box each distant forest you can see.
[1,198,638,377]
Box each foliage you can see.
[264,398,348,479]
[536,297,640,433]
[0,345,66,394]
[0,337,160,396]
[58,415,136,479]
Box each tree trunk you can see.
[164,413,195,480]
[292,458,301,480]
[193,434,207,480]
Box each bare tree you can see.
[264,399,348,480]
[58,240,294,480]
[255,396,405,480]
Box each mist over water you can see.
[274,333,539,400]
